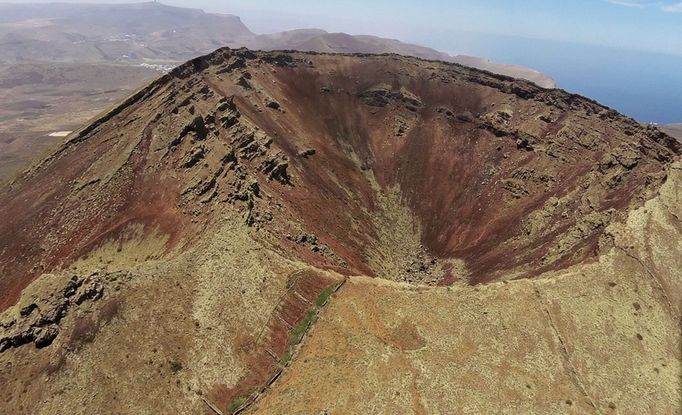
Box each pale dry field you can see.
[663,124,682,141]
[0,63,158,183]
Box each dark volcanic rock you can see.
[0,272,128,352]
[265,97,281,110]
[34,326,59,348]
[19,303,38,317]
[359,84,423,112]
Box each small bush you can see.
[228,396,246,414]
[169,361,183,374]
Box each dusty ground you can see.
[253,259,679,415]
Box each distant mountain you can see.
[0,2,253,63]
[247,31,554,88]
[0,1,554,87]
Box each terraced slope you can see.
[0,49,679,414]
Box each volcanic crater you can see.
[0,49,680,414]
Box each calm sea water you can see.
[419,31,682,124]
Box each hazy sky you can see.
[2,0,681,56]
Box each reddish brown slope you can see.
[0,49,679,312]
[0,86,190,310]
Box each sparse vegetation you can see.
[228,396,246,414]
[316,287,334,307]
[280,350,292,366]
[279,288,337,368]
[289,309,318,345]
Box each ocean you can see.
[419,31,682,124]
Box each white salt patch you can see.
[48,131,72,137]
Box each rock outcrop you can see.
[1,272,129,353]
